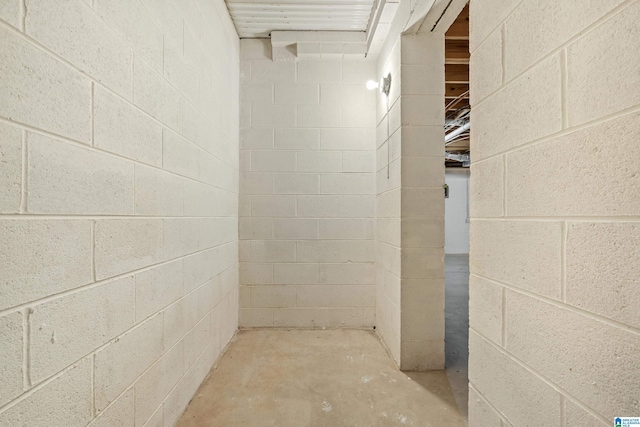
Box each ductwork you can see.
[445,151,470,167]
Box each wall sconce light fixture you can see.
[366,73,391,96]
[380,73,391,96]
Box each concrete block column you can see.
[399,32,445,370]
[375,31,445,371]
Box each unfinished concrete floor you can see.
[177,329,465,426]
[444,254,470,418]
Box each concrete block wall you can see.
[375,30,446,370]
[469,0,640,424]
[398,32,446,371]
[238,39,377,328]
[0,1,239,426]
[375,36,403,364]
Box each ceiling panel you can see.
[225,0,375,38]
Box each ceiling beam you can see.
[445,83,469,98]
[445,64,469,83]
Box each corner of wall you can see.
[374,28,447,370]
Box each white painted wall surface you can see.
[0,2,239,426]
[238,39,377,328]
[374,33,403,365]
[445,169,470,254]
[469,0,640,424]
[375,26,446,370]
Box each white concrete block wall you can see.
[0,2,239,426]
[375,30,446,370]
[375,36,403,364]
[239,40,377,328]
[469,0,640,424]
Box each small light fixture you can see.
[366,73,392,96]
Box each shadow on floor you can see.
[177,329,466,427]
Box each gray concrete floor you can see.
[177,329,465,426]
[444,254,470,418]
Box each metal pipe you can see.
[444,121,470,143]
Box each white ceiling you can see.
[225,0,376,38]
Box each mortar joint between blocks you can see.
[90,82,95,146]
[502,154,507,217]
[130,53,134,102]
[475,0,636,109]
[131,386,136,425]
[469,383,508,426]
[472,102,640,165]
[132,164,136,215]
[561,221,568,303]
[472,329,610,425]
[473,273,640,338]
[501,286,507,347]
[22,307,32,391]
[21,0,27,32]
[20,130,28,213]
[561,48,569,129]
[91,354,96,417]
[501,23,507,85]
[91,220,96,282]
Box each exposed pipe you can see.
[445,121,470,143]
[445,151,470,167]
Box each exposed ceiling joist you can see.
[445,39,470,64]
[444,3,470,164]
[445,64,469,84]
[445,83,469,99]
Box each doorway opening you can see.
[442,2,470,417]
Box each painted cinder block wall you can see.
[375,15,446,369]
[375,33,405,366]
[469,0,640,424]
[238,40,378,328]
[0,1,239,425]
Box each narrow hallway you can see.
[444,254,470,418]
[177,330,465,426]
[1,0,635,425]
